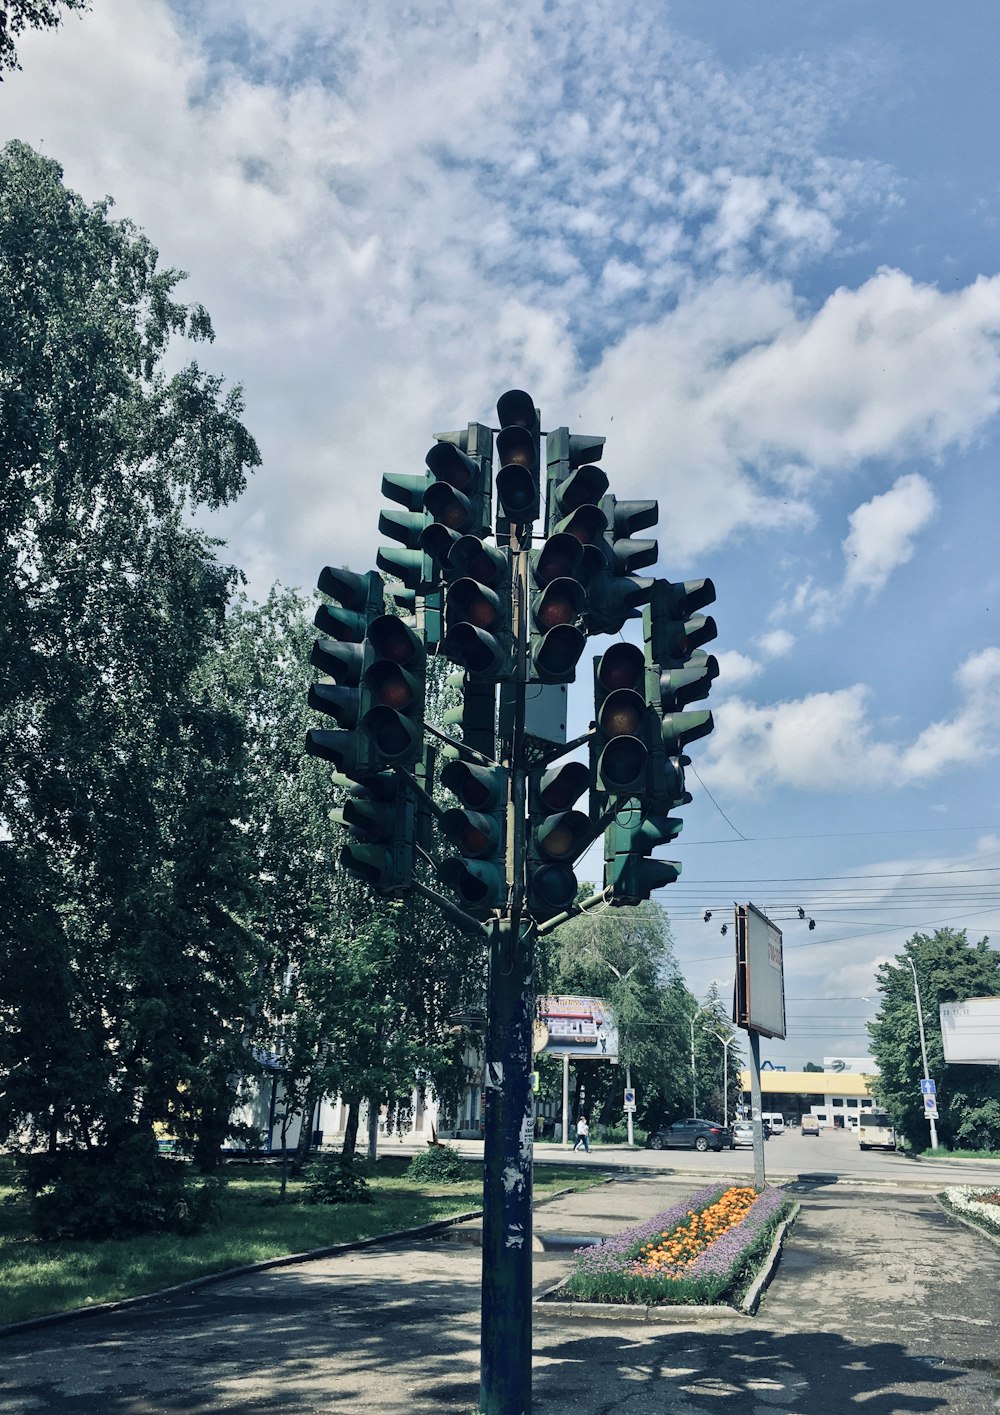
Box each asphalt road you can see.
[2,1167,998,1413]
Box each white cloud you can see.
[757,629,796,658]
[714,651,763,687]
[702,647,1000,796]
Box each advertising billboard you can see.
[940,997,1000,1065]
[535,995,619,1060]
[734,902,786,1039]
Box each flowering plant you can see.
[564,1183,792,1306]
[941,1186,1000,1237]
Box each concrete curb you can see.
[740,1202,801,1315]
[0,1175,614,1341]
[935,1193,1000,1251]
[533,1197,800,1325]
[0,1208,482,1341]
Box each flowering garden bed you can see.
[940,1186,1000,1241]
[557,1183,793,1308]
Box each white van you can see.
[762,1112,785,1134]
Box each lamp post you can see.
[706,1029,735,1129]
[689,1002,718,1118]
[585,941,637,1145]
[906,955,939,1150]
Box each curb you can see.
[934,1193,1000,1251]
[0,1208,481,1340]
[740,1202,800,1315]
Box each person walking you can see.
[573,1114,590,1153]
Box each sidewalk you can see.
[1,1172,998,1413]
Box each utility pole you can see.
[304,389,720,1415]
[906,955,939,1151]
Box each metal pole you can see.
[748,1030,766,1190]
[907,955,939,1150]
[626,1064,634,1147]
[690,1014,697,1118]
[479,531,533,1415]
[562,1053,570,1150]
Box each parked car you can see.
[801,1114,820,1136]
[646,1118,733,1152]
[732,1120,754,1148]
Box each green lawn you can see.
[0,1156,602,1327]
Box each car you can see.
[646,1118,733,1152]
[800,1115,820,1136]
[732,1120,754,1148]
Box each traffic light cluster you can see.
[305,388,718,918]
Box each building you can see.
[737,1058,879,1131]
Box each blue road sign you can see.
[920,1078,936,1096]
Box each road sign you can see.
[920,1078,936,1096]
[623,1087,636,1112]
[923,1094,939,1117]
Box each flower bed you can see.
[941,1185,1000,1239]
[564,1183,792,1307]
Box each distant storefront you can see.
[737,1061,879,1131]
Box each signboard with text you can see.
[535,995,619,1060]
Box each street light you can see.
[705,1029,735,1130]
[906,956,939,1150]
[584,939,638,1145]
[689,1001,721,1118]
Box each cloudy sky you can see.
[6,0,1000,1071]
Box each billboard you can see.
[734,902,786,1039]
[535,995,619,1060]
[940,997,1000,1065]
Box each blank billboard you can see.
[940,997,1000,1065]
[734,902,786,1039]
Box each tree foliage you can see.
[0,142,262,1207]
[868,928,1000,1150]
[0,0,88,75]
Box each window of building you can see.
[831,1097,844,1107]
[846,1098,859,1109]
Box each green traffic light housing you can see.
[358,615,426,768]
[334,771,415,894]
[526,759,592,920]
[496,389,540,524]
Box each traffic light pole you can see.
[480,534,534,1415]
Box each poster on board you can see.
[535,995,619,1060]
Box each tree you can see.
[803,1061,824,1072]
[0,142,261,1221]
[868,928,1000,1151]
[0,0,88,75]
[538,899,694,1133]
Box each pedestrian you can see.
[573,1114,590,1153]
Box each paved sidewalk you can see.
[1,1174,998,1413]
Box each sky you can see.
[5,0,1000,1070]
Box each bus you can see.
[858,1110,896,1150]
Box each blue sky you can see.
[6,0,1000,1067]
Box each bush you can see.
[405,1143,467,1184]
[301,1158,373,1205]
[19,1135,221,1240]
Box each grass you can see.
[0,1154,602,1328]
[918,1146,1000,1160]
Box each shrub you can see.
[19,1135,220,1240]
[302,1158,373,1205]
[405,1143,467,1184]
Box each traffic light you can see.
[544,426,608,539]
[439,758,508,918]
[604,803,682,905]
[442,538,513,680]
[334,770,415,894]
[378,473,435,595]
[590,642,653,799]
[421,423,493,564]
[645,577,717,769]
[587,495,658,636]
[528,533,588,684]
[495,389,540,525]
[442,671,496,761]
[526,760,592,920]
[358,614,426,769]
[306,567,385,780]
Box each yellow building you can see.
[737,1068,877,1130]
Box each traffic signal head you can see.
[359,615,426,768]
[334,771,414,894]
[423,440,491,554]
[496,388,540,524]
[604,803,682,905]
[527,759,592,920]
[646,578,717,664]
[439,758,508,918]
[592,642,650,797]
[306,567,385,779]
[443,574,512,680]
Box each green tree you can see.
[0,142,261,1213]
[0,0,88,75]
[868,928,1000,1151]
[539,899,694,1133]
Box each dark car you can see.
[645,1118,733,1152]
